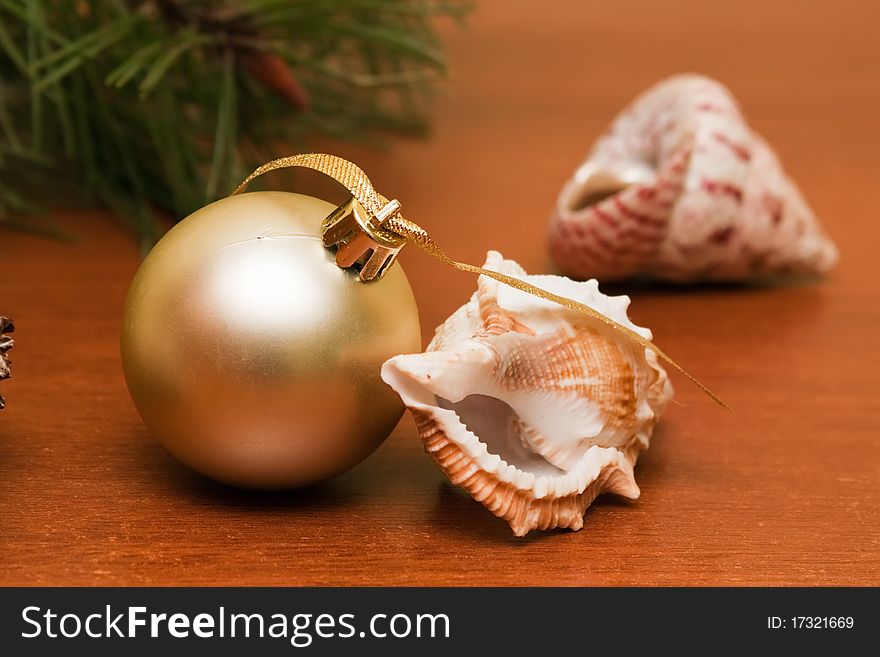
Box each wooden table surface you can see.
[2,0,878,586]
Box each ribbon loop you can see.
[231,154,727,408]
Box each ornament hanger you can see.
[231,153,728,409]
[322,196,406,281]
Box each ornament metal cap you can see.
[321,196,406,281]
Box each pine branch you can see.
[0,0,471,245]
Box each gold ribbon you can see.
[232,153,727,408]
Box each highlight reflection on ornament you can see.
[549,74,839,282]
[121,191,421,489]
[210,241,326,331]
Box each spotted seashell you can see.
[381,252,672,536]
[549,74,838,282]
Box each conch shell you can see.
[549,74,838,282]
[381,252,673,536]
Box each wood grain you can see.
[1,0,878,586]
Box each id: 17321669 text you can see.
[767,616,854,630]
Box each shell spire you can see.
[382,252,673,536]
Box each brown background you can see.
[1,0,878,585]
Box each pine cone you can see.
[243,52,310,111]
[0,317,13,409]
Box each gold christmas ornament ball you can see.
[121,191,421,489]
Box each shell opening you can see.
[565,177,629,213]
[564,162,656,213]
[437,394,564,478]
